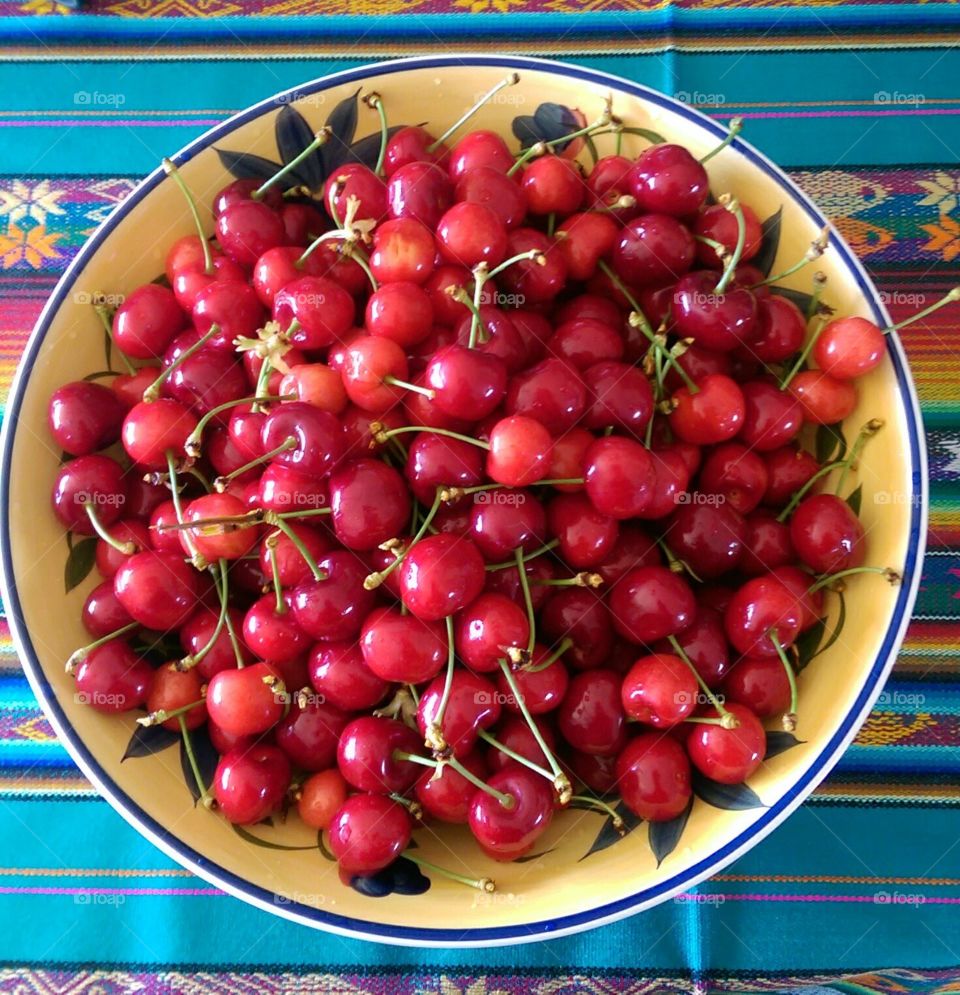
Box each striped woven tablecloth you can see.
[1,2,959,992]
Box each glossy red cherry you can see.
[386,160,453,229]
[468,766,554,861]
[540,587,613,671]
[612,213,696,287]
[456,165,527,229]
[584,437,655,520]
[215,199,285,268]
[308,640,389,712]
[365,281,434,348]
[337,716,422,794]
[448,129,513,181]
[789,493,866,574]
[425,344,507,421]
[581,361,654,435]
[629,143,708,217]
[273,275,355,351]
[667,501,746,579]
[292,552,376,641]
[82,581,134,638]
[812,316,885,380]
[52,454,128,534]
[329,459,410,551]
[654,605,730,688]
[485,415,552,488]
[48,381,126,457]
[742,294,806,362]
[257,522,329,589]
[616,734,692,821]
[763,446,821,508]
[686,702,766,784]
[74,642,152,714]
[621,653,698,728]
[206,661,285,737]
[609,565,696,645]
[113,551,201,630]
[739,511,794,576]
[122,399,198,470]
[329,794,412,875]
[738,381,803,452]
[788,370,857,425]
[669,373,745,445]
[326,162,388,223]
[455,592,530,673]
[557,668,627,755]
[360,606,447,684]
[258,463,328,515]
[369,217,436,285]
[496,228,566,303]
[415,751,487,824]
[213,745,291,825]
[469,489,547,562]
[417,669,501,757]
[112,284,184,360]
[672,272,758,351]
[555,212,617,280]
[724,573,802,657]
[181,493,258,562]
[698,443,769,515]
[497,647,569,714]
[722,656,792,718]
[506,358,586,435]
[242,593,311,664]
[547,492,619,568]
[399,533,486,621]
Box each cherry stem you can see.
[885,286,960,332]
[65,621,139,675]
[776,419,884,522]
[523,636,573,673]
[487,249,546,283]
[684,716,732,727]
[179,715,214,809]
[383,374,435,400]
[395,750,515,809]
[699,116,744,164]
[769,631,799,732]
[215,436,297,490]
[713,195,745,294]
[402,852,496,893]
[91,301,136,376]
[513,545,538,655]
[214,559,246,669]
[485,538,559,572]
[498,656,566,789]
[426,72,521,153]
[424,615,457,753]
[569,794,625,832]
[694,233,729,261]
[667,634,736,726]
[143,323,221,403]
[658,538,702,582]
[264,518,327,582]
[752,228,830,290]
[468,262,490,349]
[166,450,206,569]
[345,245,379,292]
[779,315,827,391]
[138,696,205,728]
[185,393,292,458]
[178,563,230,671]
[374,424,490,452]
[365,488,444,591]
[266,535,286,616]
[531,573,602,589]
[83,502,136,554]
[807,565,900,596]
[363,92,389,178]
[442,480,583,502]
[806,271,828,321]
[506,141,547,177]
[253,127,331,200]
[156,511,261,532]
[477,729,554,781]
[162,157,214,276]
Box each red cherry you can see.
[399,534,486,621]
[121,399,198,469]
[789,493,866,574]
[309,640,389,712]
[415,751,487,824]
[360,606,447,684]
[608,566,695,644]
[213,745,291,825]
[521,156,583,215]
[686,703,765,784]
[724,574,802,657]
[788,370,858,425]
[812,316,885,380]
[557,668,627,755]
[206,662,285,737]
[672,272,758,351]
[722,656,792,718]
[215,199,285,268]
[74,642,152,713]
[52,454,128,534]
[242,593,310,664]
[417,669,501,757]
[329,794,412,875]
[669,373,745,445]
[667,501,747,579]
[616,733,693,820]
[329,459,410,551]
[629,144,708,216]
[369,218,436,285]
[273,275,355,351]
[612,213,696,287]
[112,284,184,360]
[291,552,376,641]
[425,344,507,421]
[506,358,586,435]
[468,766,554,861]
[584,436,655,520]
[547,492,619,569]
[337,716,422,794]
[455,592,530,673]
[739,381,803,452]
[698,443,769,515]
[694,203,763,268]
[114,551,201,630]
[540,587,613,671]
[48,381,126,456]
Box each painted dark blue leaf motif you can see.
[338,125,406,172]
[348,856,430,898]
[648,797,693,868]
[579,800,642,861]
[321,89,361,175]
[753,207,783,277]
[65,536,97,593]
[513,102,580,151]
[215,148,282,183]
[764,731,805,759]
[770,285,815,314]
[846,484,863,516]
[121,722,178,760]
[275,104,323,190]
[692,770,764,810]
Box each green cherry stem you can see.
[402,852,496,893]
[91,300,136,376]
[713,195,746,294]
[263,516,327,582]
[485,539,559,572]
[266,535,286,615]
[166,449,205,570]
[515,545,537,656]
[807,565,900,596]
[138,697,206,728]
[214,436,297,490]
[426,73,521,153]
[568,794,625,831]
[699,116,744,164]
[884,286,960,332]
[779,315,828,391]
[372,423,490,451]
[65,621,139,675]
[383,375,435,400]
[769,631,799,732]
[178,562,230,671]
[83,502,135,554]
[522,636,573,673]
[751,228,830,290]
[364,488,444,591]
[667,634,736,727]
[506,141,547,177]
[184,394,293,458]
[253,127,331,200]
[394,750,515,809]
[424,615,457,753]
[143,323,221,402]
[477,729,554,781]
[806,271,828,321]
[179,715,215,808]
[363,92,389,178]
[162,157,214,276]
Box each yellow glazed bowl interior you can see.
[0,56,926,947]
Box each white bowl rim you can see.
[0,53,928,948]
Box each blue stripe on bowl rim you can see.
[0,54,927,948]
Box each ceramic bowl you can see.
[0,55,926,947]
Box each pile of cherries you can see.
[48,80,918,886]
